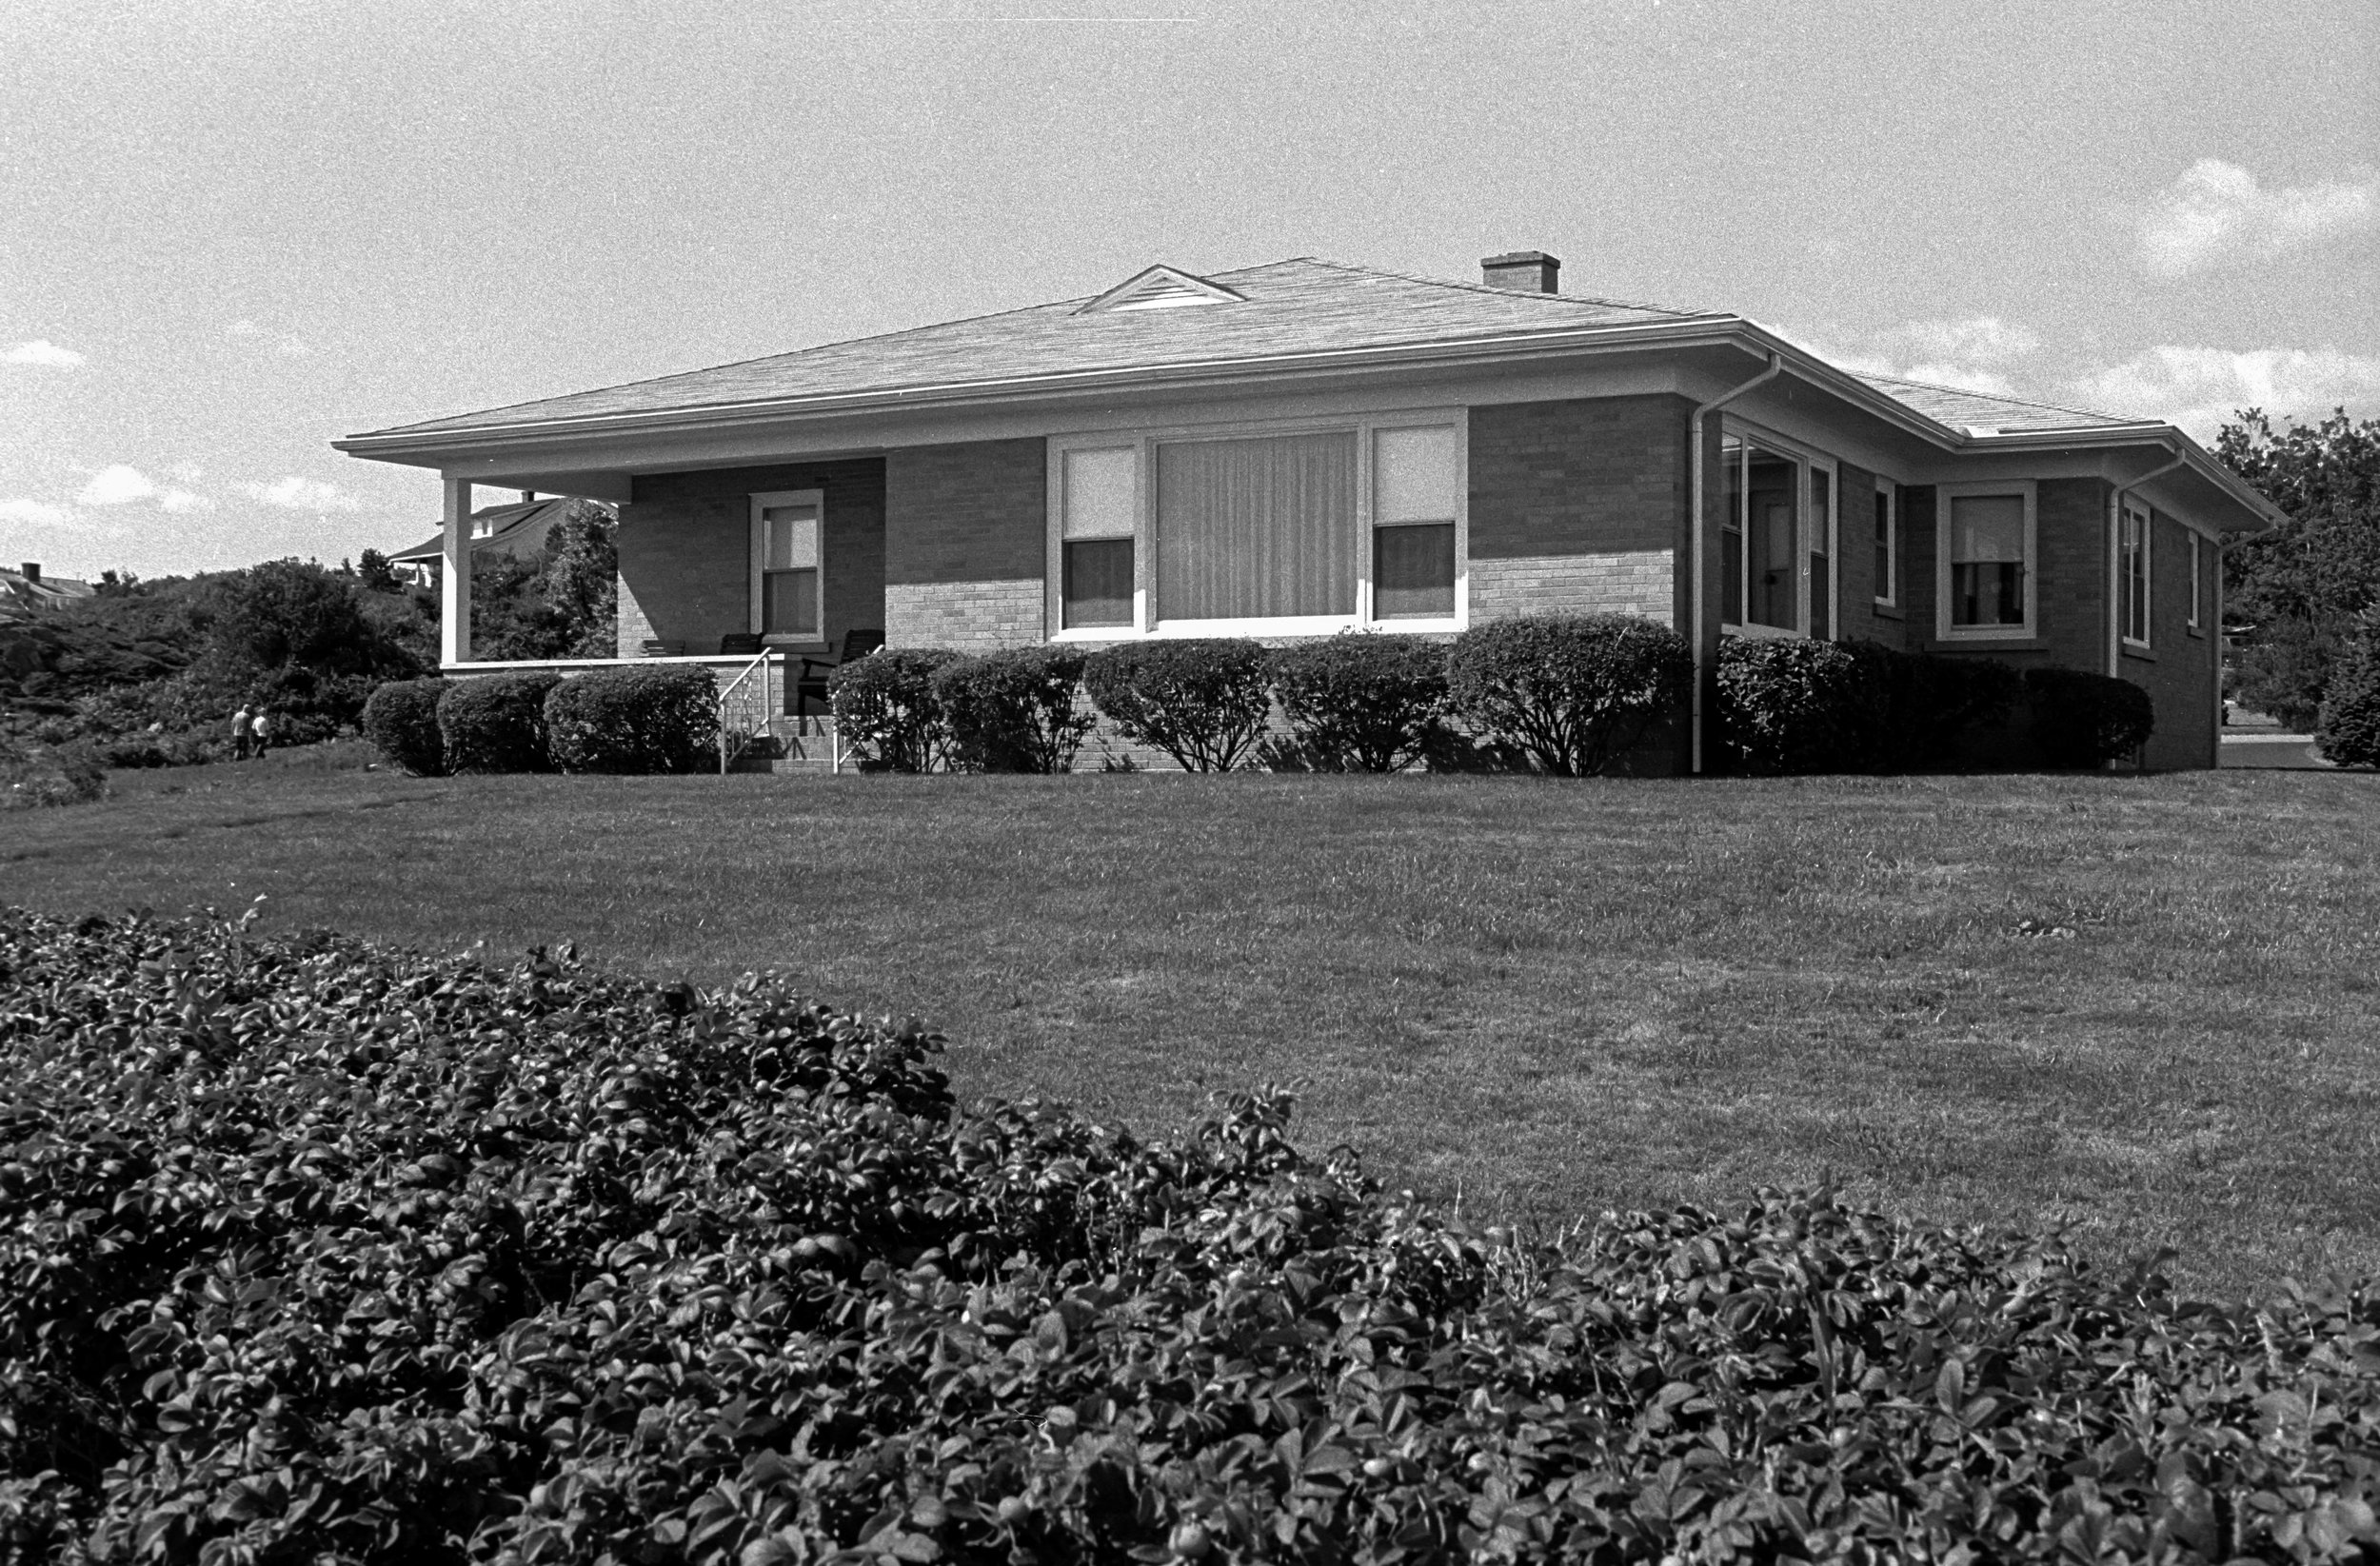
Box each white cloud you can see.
[227,319,261,337]
[0,499,72,526]
[169,462,205,483]
[2133,160,2379,278]
[5,339,86,368]
[241,475,364,512]
[158,488,215,514]
[75,465,160,505]
[276,336,311,358]
[2065,346,2380,442]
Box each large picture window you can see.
[1935,482,2036,640]
[1047,410,1466,638]
[2120,503,2151,647]
[750,489,824,643]
[1157,431,1358,622]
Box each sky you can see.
[2,0,2374,580]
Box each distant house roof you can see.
[387,495,581,564]
[0,565,94,620]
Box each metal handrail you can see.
[715,648,777,773]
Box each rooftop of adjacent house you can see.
[347,253,2152,445]
[387,494,577,563]
[0,564,94,621]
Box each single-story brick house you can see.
[333,250,2281,771]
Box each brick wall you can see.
[614,459,885,658]
[1468,393,1692,627]
[1469,552,1673,623]
[883,438,1046,649]
[1832,462,1914,649]
[2122,508,2219,771]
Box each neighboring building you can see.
[0,563,95,622]
[384,494,582,588]
[333,251,2282,771]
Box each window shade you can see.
[1373,426,1457,522]
[1949,495,2024,563]
[1062,448,1136,540]
[1156,432,1357,621]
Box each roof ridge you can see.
[1853,369,2133,426]
[1261,255,1710,319]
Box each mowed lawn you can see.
[6,746,2377,1297]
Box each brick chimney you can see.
[1480,250,1560,293]
[19,563,38,583]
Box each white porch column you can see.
[441,476,473,665]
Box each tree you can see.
[356,548,400,593]
[2216,408,2380,731]
[468,502,617,661]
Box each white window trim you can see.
[1935,480,2039,643]
[1716,416,1835,640]
[1045,407,1469,642]
[1873,477,1898,608]
[2188,534,2203,630]
[2121,500,2152,650]
[749,488,827,649]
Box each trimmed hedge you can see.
[1876,646,2022,770]
[7,906,2380,1565]
[1266,633,1448,773]
[1715,637,1892,775]
[1083,638,1272,772]
[544,665,718,774]
[2316,626,2380,768]
[2027,666,2156,769]
[360,677,449,776]
[829,647,958,773]
[435,672,560,773]
[1446,613,1693,776]
[931,646,1094,773]
[1716,639,2025,775]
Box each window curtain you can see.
[1156,432,1357,620]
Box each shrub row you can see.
[362,666,720,776]
[832,616,1694,775]
[5,905,2378,1564]
[2317,616,2380,768]
[1716,639,2156,773]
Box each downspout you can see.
[2108,450,2187,675]
[1689,353,1785,773]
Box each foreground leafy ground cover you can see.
[4,749,2378,1298]
[4,908,2376,1564]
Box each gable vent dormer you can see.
[1078,265,1245,314]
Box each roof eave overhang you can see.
[335,318,2282,533]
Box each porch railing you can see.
[716,649,779,773]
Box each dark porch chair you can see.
[794,627,884,717]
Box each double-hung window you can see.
[1873,480,1897,608]
[2188,535,2203,631]
[751,489,824,644]
[1370,425,1459,619]
[1936,482,2036,640]
[2120,503,2152,648]
[1060,448,1137,629]
[1048,410,1466,638]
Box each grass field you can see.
[6,743,2376,1297]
